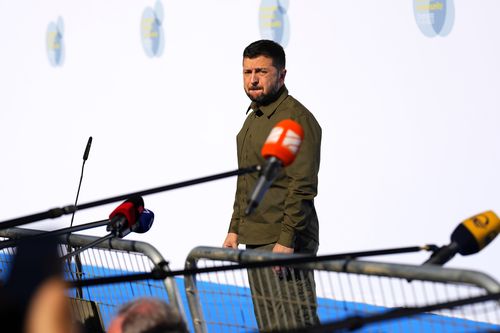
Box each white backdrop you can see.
[1,0,500,280]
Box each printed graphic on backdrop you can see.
[141,0,165,58]
[414,0,454,37]
[259,0,290,47]
[46,17,65,67]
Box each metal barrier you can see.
[2,229,500,333]
[0,227,186,332]
[184,246,500,333]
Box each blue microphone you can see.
[133,209,155,233]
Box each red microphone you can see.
[107,196,145,236]
[245,119,304,215]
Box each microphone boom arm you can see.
[61,232,115,261]
[0,165,260,229]
[0,218,110,250]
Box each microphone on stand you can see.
[423,210,500,266]
[107,208,155,239]
[67,136,92,298]
[0,205,153,251]
[132,209,155,233]
[61,197,147,260]
[106,196,145,238]
[83,136,92,161]
[69,136,92,230]
[245,119,304,215]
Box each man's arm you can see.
[277,113,322,248]
[225,163,242,249]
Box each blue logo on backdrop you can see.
[259,0,290,47]
[141,0,165,58]
[46,17,65,67]
[414,0,454,37]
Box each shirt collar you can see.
[246,86,289,118]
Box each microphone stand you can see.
[67,136,92,300]
[61,223,134,261]
[0,219,110,250]
[61,233,115,261]
[0,218,141,261]
[0,165,260,230]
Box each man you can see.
[108,297,188,333]
[223,39,321,332]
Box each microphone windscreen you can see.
[83,136,92,161]
[109,201,135,223]
[108,196,145,228]
[135,209,155,233]
[127,195,145,212]
[261,119,304,166]
[451,211,500,255]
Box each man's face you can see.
[243,55,286,105]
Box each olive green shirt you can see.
[229,86,321,248]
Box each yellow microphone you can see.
[424,211,500,266]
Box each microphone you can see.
[132,209,155,233]
[67,136,92,298]
[83,136,92,161]
[106,196,145,237]
[423,210,500,266]
[61,203,151,261]
[69,136,93,230]
[245,119,304,216]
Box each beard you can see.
[245,84,282,106]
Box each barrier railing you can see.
[2,229,500,333]
[0,227,186,332]
[184,246,500,333]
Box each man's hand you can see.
[272,243,294,254]
[223,232,239,249]
[272,243,294,275]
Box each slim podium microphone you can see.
[67,136,92,298]
[83,136,92,161]
[69,136,92,230]
[423,210,500,266]
[245,119,304,215]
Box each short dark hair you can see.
[243,39,286,70]
[119,298,188,333]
